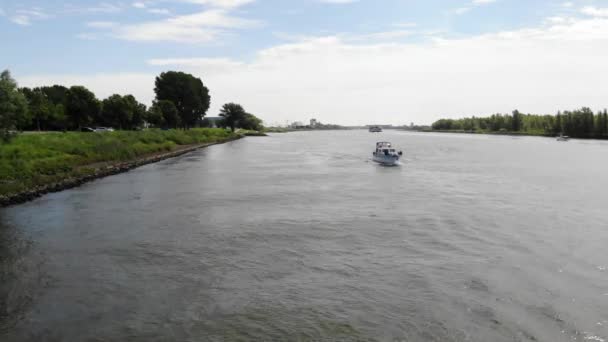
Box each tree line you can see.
[431,108,608,139]
[0,69,263,141]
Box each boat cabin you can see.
[375,142,397,156]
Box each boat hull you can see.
[372,154,400,166]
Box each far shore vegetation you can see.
[431,108,608,139]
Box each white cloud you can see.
[562,2,574,8]
[20,16,608,125]
[581,6,608,17]
[346,30,413,42]
[64,2,124,14]
[87,21,118,28]
[76,33,101,40]
[453,7,471,15]
[392,22,417,28]
[11,15,31,26]
[454,0,497,15]
[77,0,258,43]
[113,9,259,43]
[147,8,171,15]
[183,0,256,8]
[318,0,358,3]
[8,8,51,25]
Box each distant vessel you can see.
[369,126,382,133]
[372,142,402,166]
[556,133,570,141]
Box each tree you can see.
[125,95,147,129]
[150,100,180,129]
[0,70,29,141]
[219,103,246,132]
[41,85,70,130]
[145,104,165,128]
[66,86,100,129]
[101,94,132,129]
[41,85,69,107]
[100,94,146,130]
[50,103,68,131]
[22,87,52,131]
[512,109,522,132]
[239,113,264,131]
[154,71,210,129]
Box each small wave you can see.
[584,334,606,342]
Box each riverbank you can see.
[426,129,556,138]
[0,129,241,207]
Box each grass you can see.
[0,128,237,196]
[263,127,293,133]
[235,129,268,136]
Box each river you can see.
[1,130,607,341]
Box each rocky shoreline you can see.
[0,136,242,208]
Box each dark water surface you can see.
[1,131,608,341]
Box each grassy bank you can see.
[263,127,293,133]
[0,128,237,197]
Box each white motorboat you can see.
[369,126,382,133]
[556,133,570,141]
[372,142,402,166]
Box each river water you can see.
[1,130,607,341]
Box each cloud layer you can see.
[17,5,608,125]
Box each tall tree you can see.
[41,85,69,106]
[100,94,146,130]
[219,103,246,132]
[66,86,100,129]
[154,71,210,129]
[125,95,147,129]
[41,85,70,130]
[22,87,52,131]
[0,70,29,141]
[101,94,132,129]
[512,109,522,132]
[149,100,180,129]
[603,110,608,137]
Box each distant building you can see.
[310,118,318,127]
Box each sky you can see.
[1,0,608,126]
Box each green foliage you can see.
[154,71,210,129]
[432,107,608,139]
[239,113,264,131]
[0,128,235,196]
[219,103,247,132]
[21,87,52,131]
[149,100,180,129]
[66,86,100,129]
[0,70,29,142]
[100,94,146,130]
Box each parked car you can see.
[94,127,115,132]
[81,127,95,132]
